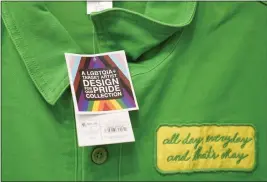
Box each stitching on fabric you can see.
[3,4,79,180]
[154,123,257,174]
[3,2,196,105]
[130,2,196,77]
[3,3,79,104]
[96,20,185,76]
[2,5,51,100]
[95,10,179,35]
[97,13,181,75]
[96,2,196,78]
[131,30,185,78]
[97,2,196,36]
[92,2,196,31]
[37,4,83,95]
[3,6,79,181]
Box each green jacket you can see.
[2,1,267,181]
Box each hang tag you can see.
[87,1,113,14]
[65,50,138,147]
[65,50,139,114]
[75,111,134,146]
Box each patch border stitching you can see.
[155,123,257,174]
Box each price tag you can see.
[65,50,138,146]
[75,111,134,146]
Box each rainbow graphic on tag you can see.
[65,51,139,113]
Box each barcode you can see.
[105,126,127,133]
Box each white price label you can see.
[75,111,135,146]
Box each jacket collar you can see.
[2,1,197,105]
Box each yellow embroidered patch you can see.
[156,125,256,173]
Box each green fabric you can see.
[2,1,267,181]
